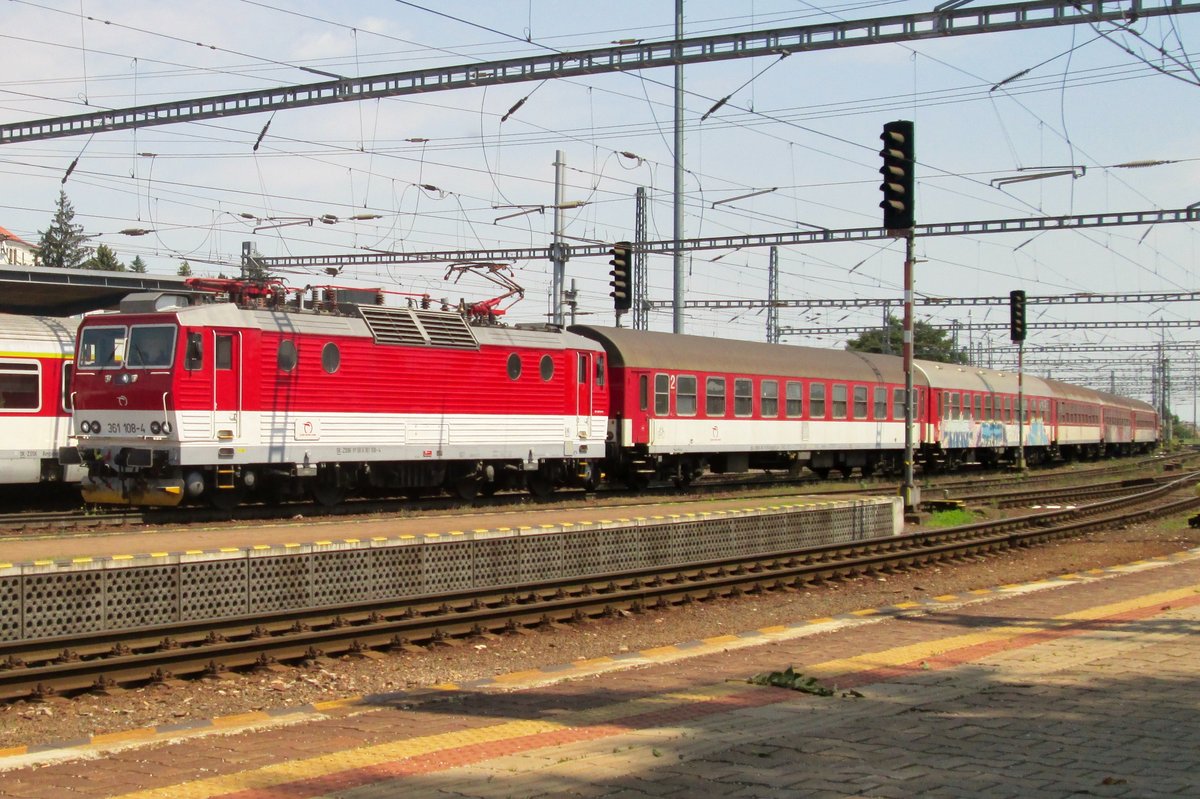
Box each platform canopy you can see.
[0,265,198,316]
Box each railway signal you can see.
[879,120,915,231]
[609,241,632,312]
[1009,289,1027,342]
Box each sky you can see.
[2,0,1199,417]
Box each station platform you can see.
[1,547,1197,798]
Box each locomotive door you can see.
[212,331,241,439]
[575,351,595,436]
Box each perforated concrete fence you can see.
[0,497,899,644]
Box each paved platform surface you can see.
[1,548,1198,798]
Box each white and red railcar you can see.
[66,290,609,506]
[0,313,81,485]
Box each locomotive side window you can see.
[808,383,825,418]
[831,383,848,419]
[540,355,554,382]
[215,335,233,370]
[676,375,697,416]
[734,378,752,417]
[874,386,887,419]
[654,373,670,415]
[785,381,802,417]
[853,385,868,419]
[761,380,778,417]
[322,342,340,374]
[705,377,726,417]
[278,340,298,372]
[595,355,605,387]
[185,333,204,370]
[0,360,39,412]
[127,325,176,368]
[78,326,127,369]
[507,353,522,380]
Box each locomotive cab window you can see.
[761,380,778,418]
[215,335,233,370]
[185,333,203,370]
[277,340,298,372]
[78,325,127,369]
[705,377,726,417]
[734,378,752,417]
[0,360,39,412]
[654,373,670,415]
[127,325,176,368]
[676,375,697,416]
[507,353,522,380]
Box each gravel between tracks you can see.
[2,511,1198,753]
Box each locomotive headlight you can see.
[150,421,162,435]
[161,422,172,434]
[79,420,92,434]
[90,420,101,434]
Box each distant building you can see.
[0,226,37,266]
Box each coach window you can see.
[809,383,826,418]
[984,395,992,420]
[0,360,39,411]
[128,325,176,368]
[974,394,983,419]
[852,386,868,419]
[216,335,233,370]
[540,354,554,382]
[734,378,753,417]
[832,383,848,419]
[950,392,960,420]
[639,374,649,411]
[706,377,726,417]
[78,325,127,369]
[874,387,887,419]
[761,380,779,417]
[322,342,341,374]
[507,352,522,380]
[676,375,697,416]
[785,381,802,418]
[60,363,74,412]
[277,340,298,372]
[654,373,670,415]
[892,387,905,420]
[185,333,203,370]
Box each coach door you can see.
[212,331,241,440]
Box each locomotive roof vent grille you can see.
[357,305,478,350]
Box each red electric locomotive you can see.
[64,281,609,506]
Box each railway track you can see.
[0,454,1185,535]
[2,468,1196,703]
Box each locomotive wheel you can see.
[209,487,246,511]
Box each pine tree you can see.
[129,255,148,273]
[177,260,193,277]
[37,190,89,269]
[84,243,125,271]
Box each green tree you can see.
[129,255,148,273]
[846,315,969,364]
[84,243,125,271]
[177,260,193,277]
[36,190,89,269]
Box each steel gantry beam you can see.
[255,207,1199,270]
[3,1,1196,144]
[779,319,1199,336]
[647,290,1200,311]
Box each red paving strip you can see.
[201,588,1200,799]
[213,690,784,799]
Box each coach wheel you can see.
[452,477,480,502]
[526,474,554,499]
[311,482,346,507]
[811,467,831,480]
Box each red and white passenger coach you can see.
[66,285,609,506]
